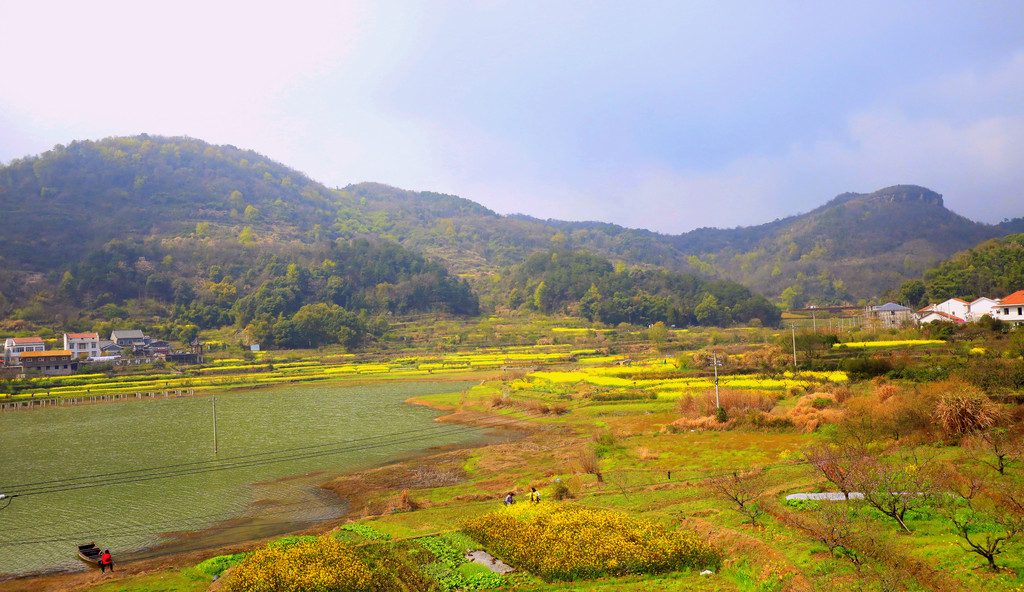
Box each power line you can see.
[0,441,829,550]
[1,413,536,498]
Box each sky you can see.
[2,1,1023,234]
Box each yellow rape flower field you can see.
[464,504,721,582]
[832,339,944,348]
[222,536,375,592]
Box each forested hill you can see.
[2,136,1022,314]
[0,136,478,345]
[896,233,1024,308]
[493,250,780,328]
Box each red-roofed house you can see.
[919,310,966,325]
[993,291,1024,326]
[3,336,45,365]
[63,332,100,359]
[919,298,970,320]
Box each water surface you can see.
[0,380,477,575]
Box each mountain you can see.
[662,185,1024,306]
[341,183,1024,305]
[2,136,1022,320]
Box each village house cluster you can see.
[1,330,203,377]
[865,289,1024,329]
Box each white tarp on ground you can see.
[786,492,865,501]
[465,550,515,574]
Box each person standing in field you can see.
[529,487,541,503]
[504,492,516,505]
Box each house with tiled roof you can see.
[919,310,966,325]
[3,336,45,365]
[866,302,916,329]
[110,329,146,347]
[19,350,76,376]
[63,332,100,359]
[929,298,970,319]
[992,290,1024,326]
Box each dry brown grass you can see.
[490,395,567,415]
[636,446,660,460]
[934,382,999,437]
[574,448,603,480]
[828,384,853,404]
[874,383,899,402]
[677,388,777,417]
[787,393,844,432]
[668,416,734,432]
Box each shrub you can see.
[677,388,777,417]
[221,535,375,592]
[196,553,248,576]
[551,479,573,500]
[339,523,392,541]
[843,357,893,380]
[788,393,843,432]
[575,449,603,481]
[874,383,899,402]
[715,406,728,423]
[935,383,999,437]
[463,504,721,582]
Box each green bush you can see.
[196,552,248,576]
[843,357,893,380]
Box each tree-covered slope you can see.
[488,250,781,327]
[896,233,1024,308]
[0,136,478,343]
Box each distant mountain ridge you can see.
[2,135,1022,313]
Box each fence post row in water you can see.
[0,389,197,411]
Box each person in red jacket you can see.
[99,550,113,573]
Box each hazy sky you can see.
[2,1,1023,233]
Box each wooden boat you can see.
[77,542,102,566]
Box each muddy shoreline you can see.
[0,399,528,592]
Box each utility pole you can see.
[713,351,720,409]
[790,325,798,369]
[213,395,219,455]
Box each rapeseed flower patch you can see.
[834,339,944,348]
[464,503,720,582]
[221,535,375,592]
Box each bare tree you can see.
[850,449,935,534]
[799,502,907,591]
[803,501,864,567]
[969,427,1023,476]
[940,467,1024,571]
[804,443,867,500]
[708,469,768,527]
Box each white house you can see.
[3,336,45,365]
[919,298,969,319]
[919,310,966,325]
[967,297,999,322]
[63,332,101,359]
[992,290,1024,326]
